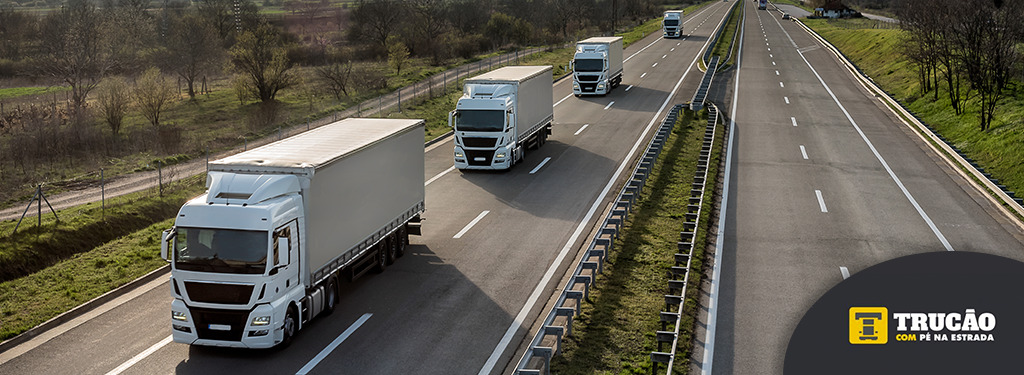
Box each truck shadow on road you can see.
[173,243,517,374]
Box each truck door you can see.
[271,220,300,293]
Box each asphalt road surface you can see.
[705,3,1024,374]
[0,2,735,375]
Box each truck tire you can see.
[374,242,387,273]
[385,234,399,265]
[281,306,298,348]
[396,226,408,258]
[322,278,338,316]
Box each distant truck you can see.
[758,0,767,10]
[449,66,554,170]
[161,118,425,349]
[572,37,624,96]
[663,10,684,38]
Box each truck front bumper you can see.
[454,146,511,170]
[170,299,282,349]
[573,81,608,96]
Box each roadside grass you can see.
[0,175,205,283]
[550,107,722,374]
[0,175,205,341]
[803,18,1024,210]
[0,86,70,100]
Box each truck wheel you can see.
[281,306,298,348]
[322,278,338,316]
[396,226,408,258]
[386,234,399,265]
[374,243,387,273]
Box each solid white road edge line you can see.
[816,190,828,213]
[104,335,172,375]
[453,211,490,239]
[295,313,372,375]
[840,266,851,280]
[796,49,955,251]
[702,2,743,371]
[529,157,552,174]
[425,165,456,186]
[800,145,809,159]
[484,8,720,372]
[574,124,590,136]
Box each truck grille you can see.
[580,82,598,92]
[465,150,493,166]
[185,282,254,305]
[461,137,497,148]
[190,307,249,342]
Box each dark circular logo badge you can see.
[785,251,1024,374]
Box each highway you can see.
[0,2,734,375]
[704,2,1024,374]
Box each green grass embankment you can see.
[802,18,1024,207]
[0,175,205,341]
[550,108,723,374]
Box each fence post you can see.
[101,168,105,220]
[158,161,163,197]
[206,146,209,174]
[398,90,402,112]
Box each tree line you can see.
[896,0,1024,130]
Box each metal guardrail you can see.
[791,19,1024,216]
[513,104,687,375]
[649,102,720,375]
[691,56,719,111]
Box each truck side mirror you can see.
[276,237,289,265]
[161,229,174,263]
[448,110,456,128]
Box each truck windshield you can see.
[174,227,268,274]
[664,19,680,26]
[455,110,504,132]
[574,59,603,72]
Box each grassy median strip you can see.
[550,107,722,374]
[710,0,742,66]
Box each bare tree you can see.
[316,60,354,100]
[134,67,175,128]
[351,0,407,53]
[37,0,112,111]
[97,77,131,135]
[229,22,296,102]
[163,11,224,99]
[406,0,451,64]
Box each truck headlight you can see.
[251,316,271,326]
[172,311,188,322]
[495,152,506,159]
[598,83,606,89]
[455,151,464,158]
[573,82,579,89]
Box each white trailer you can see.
[161,118,425,349]
[572,37,624,96]
[664,10,684,38]
[449,66,554,170]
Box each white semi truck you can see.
[449,65,554,170]
[161,118,425,349]
[572,37,624,96]
[663,10,684,38]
